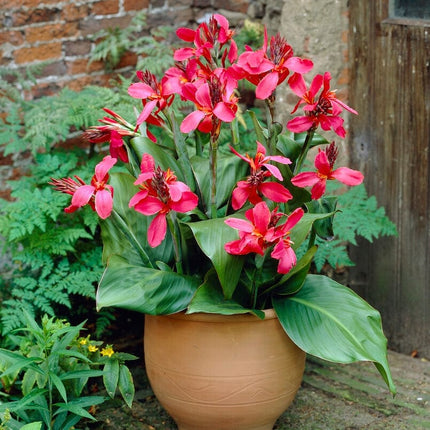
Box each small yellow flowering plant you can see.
[0,312,137,428]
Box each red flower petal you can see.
[148,212,167,247]
[331,167,364,186]
[95,188,113,219]
[180,110,206,133]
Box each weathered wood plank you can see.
[349,0,430,356]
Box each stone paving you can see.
[89,349,430,429]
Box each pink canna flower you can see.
[129,154,199,247]
[236,29,313,100]
[174,14,237,65]
[291,142,364,200]
[50,156,117,219]
[83,108,137,163]
[128,70,174,128]
[230,141,292,210]
[224,201,304,274]
[180,74,238,138]
[287,71,357,138]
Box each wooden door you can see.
[349,1,430,356]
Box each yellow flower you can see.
[79,335,90,345]
[101,345,115,357]
[88,344,99,353]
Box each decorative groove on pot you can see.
[144,310,305,430]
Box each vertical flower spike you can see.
[236,29,313,100]
[129,154,198,247]
[291,142,364,199]
[83,108,137,163]
[180,74,238,139]
[287,72,358,137]
[230,141,292,209]
[50,156,117,219]
[224,202,304,275]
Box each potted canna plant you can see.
[51,14,396,430]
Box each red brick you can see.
[79,16,133,37]
[92,0,120,15]
[11,7,62,26]
[37,60,67,78]
[25,81,62,99]
[0,30,24,46]
[14,42,62,64]
[116,50,138,69]
[61,3,91,22]
[123,0,149,11]
[67,58,105,75]
[25,22,79,43]
[63,39,92,56]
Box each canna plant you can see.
[51,14,396,395]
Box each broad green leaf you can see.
[96,256,199,314]
[118,364,135,408]
[273,274,396,395]
[267,245,317,296]
[187,217,245,299]
[290,212,335,250]
[306,197,338,240]
[188,270,264,318]
[20,423,43,430]
[190,153,248,212]
[103,359,119,398]
[130,136,183,181]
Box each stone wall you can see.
[1,0,266,98]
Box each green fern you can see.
[306,183,397,272]
[0,151,109,336]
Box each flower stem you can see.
[167,212,183,274]
[294,129,315,174]
[209,134,218,218]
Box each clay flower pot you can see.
[144,309,305,430]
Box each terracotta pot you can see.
[144,309,305,430]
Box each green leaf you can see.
[97,255,199,314]
[290,212,335,250]
[103,359,119,398]
[130,136,183,181]
[270,245,317,296]
[247,110,268,143]
[50,371,67,403]
[188,269,264,318]
[273,274,396,395]
[118,364,134,408]
[0,352,43,378]
[60,369,104,380]
[54,396,106,421]
[190,153,248,213]
[187,217,245,299]
[306,197,338,240]
[20,423,43,430]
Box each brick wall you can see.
[1,0,264,99]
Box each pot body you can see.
[144,310,305,430]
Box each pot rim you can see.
[153,309,277,323]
